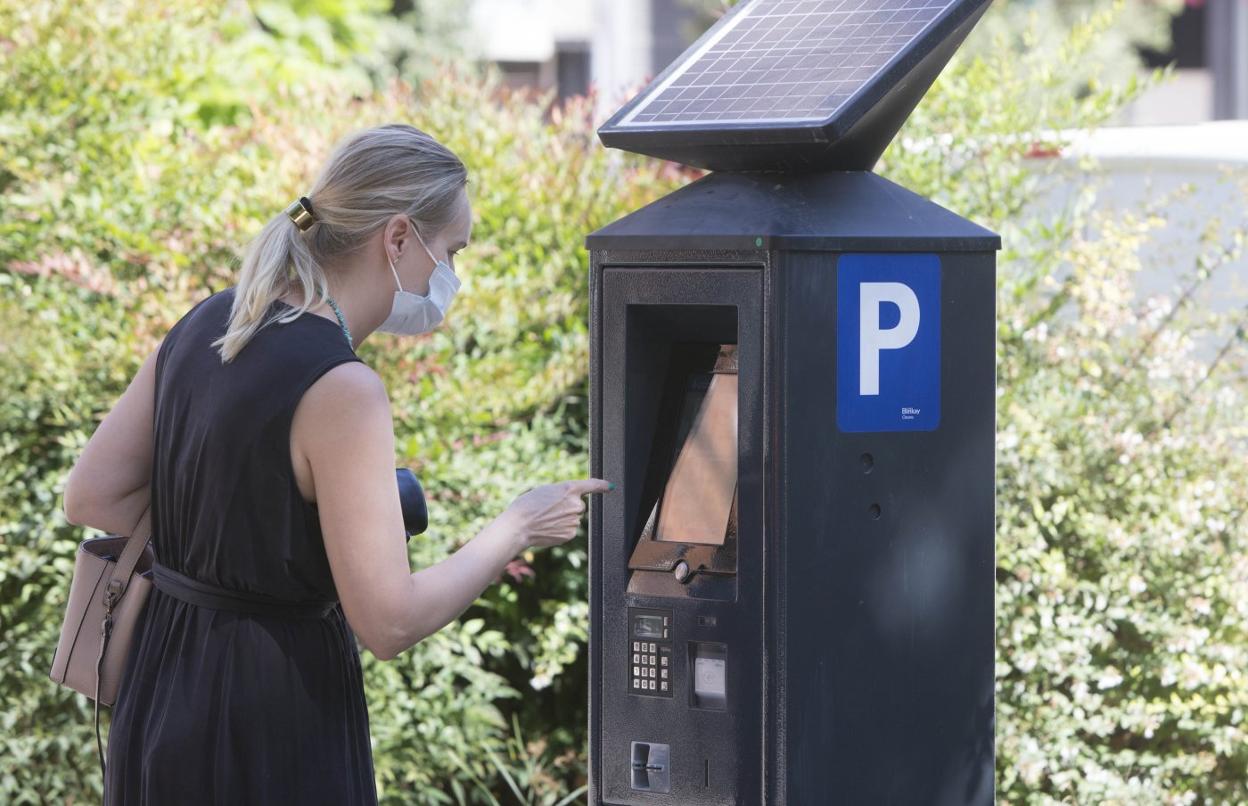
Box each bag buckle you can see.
[103,578,123,613]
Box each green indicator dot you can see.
[754,237,763,247]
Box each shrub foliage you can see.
[2,0,1245,803]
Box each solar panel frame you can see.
[599,0,991,151]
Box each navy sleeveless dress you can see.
[103,286,377,805]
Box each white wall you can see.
[1033,122,1248,347]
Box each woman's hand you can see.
[504,479,613,551]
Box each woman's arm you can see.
[297,360,606,660]
[63,347,159,538]
[297,360,521,659]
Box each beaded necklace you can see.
[325,295,353,349]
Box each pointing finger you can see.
[567,478,614,497]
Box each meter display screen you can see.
[635,615,664,638]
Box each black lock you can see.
[395,468,428,540]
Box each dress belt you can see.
[150,560,337,620]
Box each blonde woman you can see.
[63,123,612,805]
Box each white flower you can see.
[1096,667,1124,690]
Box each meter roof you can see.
[598,0,992,172]
[585,170,1001,252]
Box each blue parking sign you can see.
[836,253,941,432]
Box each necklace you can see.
[324,294,353,349]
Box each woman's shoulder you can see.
[290,359,389,464]
[157,287,231,373]
[165,285,360,371]
[303,358,384,406]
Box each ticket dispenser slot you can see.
[690,642,728,710]
[626,338,739,602]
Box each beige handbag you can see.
[49,505,155,782]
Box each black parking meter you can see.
[586,1,997,803]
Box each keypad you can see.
[628,607,673,696]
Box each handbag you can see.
[48,504,155,784]
[44,470,422,785]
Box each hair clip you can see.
[285,195,316,231]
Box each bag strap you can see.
[104,505,154,603]
[96,605,113,785]
[95,503,154,789]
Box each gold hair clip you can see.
[285,196,316,231]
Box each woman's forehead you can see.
[455,191,474,240]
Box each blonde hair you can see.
[211,123,468,363]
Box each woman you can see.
[62,123,612,804]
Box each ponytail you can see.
[210,213,329,363]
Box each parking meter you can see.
[586,0,998,803]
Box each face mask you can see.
[376,225,461,336]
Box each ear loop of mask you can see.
[388,221,442,294]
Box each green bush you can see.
[3,0,1246,804]
[0,277,138,804]
[0,1,682,803]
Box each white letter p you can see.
[859,282,920,396]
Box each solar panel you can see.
[598,0,992,172]
[619,0,956,127]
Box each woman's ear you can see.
[383,214,412,261]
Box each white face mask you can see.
[376,225,461,336]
